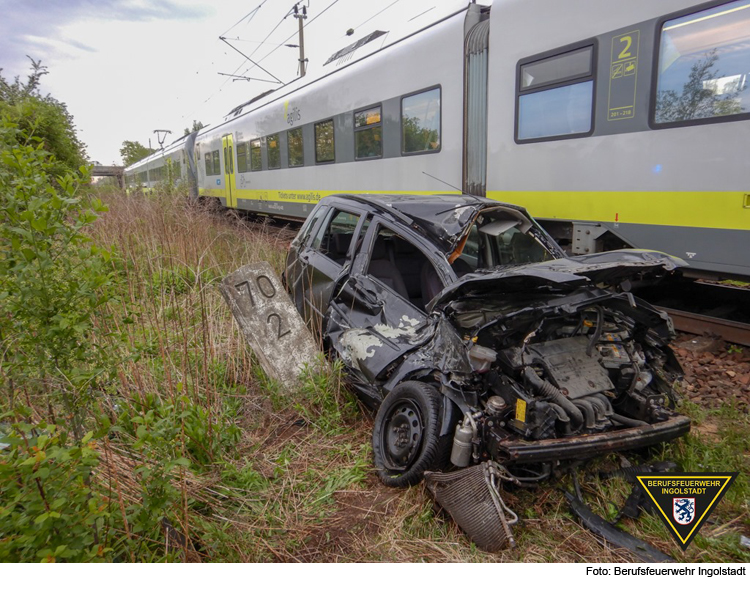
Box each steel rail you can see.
[660,306,750,347]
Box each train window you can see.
[521,47,592,91]
[517,45,594,141]
[250,140,262,171]
[315,119,335,163]
[212,150,220,175]
[402,88,441,154]
[267,134,280,169]
[654,0,750,126]
[236,142,249,173]
[288,128,304,167]
[205,151,213,176]
[354,106,382,159]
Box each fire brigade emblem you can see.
[672,497,695,525]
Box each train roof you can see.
[124,136,188,172]
[214,2,475,127]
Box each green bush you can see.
[0,417,113,562]
[0,59,87,177]
[0,114,116,438]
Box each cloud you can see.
[0,0,211,78]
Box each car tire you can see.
[372,381,453,488]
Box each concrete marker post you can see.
[220,261,321,389]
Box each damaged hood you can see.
[430,249,685,311]
[389,198,484,254]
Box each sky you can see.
[0,0,476,165]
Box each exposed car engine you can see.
[445,290,684,465]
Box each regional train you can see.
[125,0,750,279]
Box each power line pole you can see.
[292,2,308,77]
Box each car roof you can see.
[322,193,531,255]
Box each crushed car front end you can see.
[433,273,690,470]
[355,256,691,486]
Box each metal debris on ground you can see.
[425,462,518,552]
[564,467,675,563]
[564,490,674,562]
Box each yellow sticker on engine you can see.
[515,399,527,423]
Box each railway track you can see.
[660,307,750,347]
[635,280,750,347]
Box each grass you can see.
[25,186,746,562]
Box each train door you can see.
[463,12,489,195]
[222,135,237,208]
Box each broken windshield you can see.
[453,210,556,272]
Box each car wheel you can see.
[373,381,452,488]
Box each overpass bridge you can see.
[92,165,124,188]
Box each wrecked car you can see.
[284,194,690,488]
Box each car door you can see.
[327,219,449,384]
[285,205,329,314]
[298,207,367,323]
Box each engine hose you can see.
[523,367,583,427]
[586,305,605,357]
[504,462,552,484]
[547,402,570,423]
[592,393,615,416]
[573,399,597,429]
[548,403,572,435]
[610,413,649,427]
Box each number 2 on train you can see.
[617,35,632,59]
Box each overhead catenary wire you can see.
[182,0,341,123]
[239,0,342,79]
[181,0,282,120]
[220,0,271,38]
[347,0,402,37]
[219,36,284,83]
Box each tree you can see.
[655,50,742,123]
[402,115,439,153]
[183,120,204,136]
[0,57,87,178]
[119,140,154,167]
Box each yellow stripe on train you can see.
[199,187,750,232]
[489,191,750,231]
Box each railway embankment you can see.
[674,334,750,412]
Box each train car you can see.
[124,132,197,193]
[134,0,748,279]
[193,2,473,219]
[484,0,750,279]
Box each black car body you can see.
[284,194,690,487]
